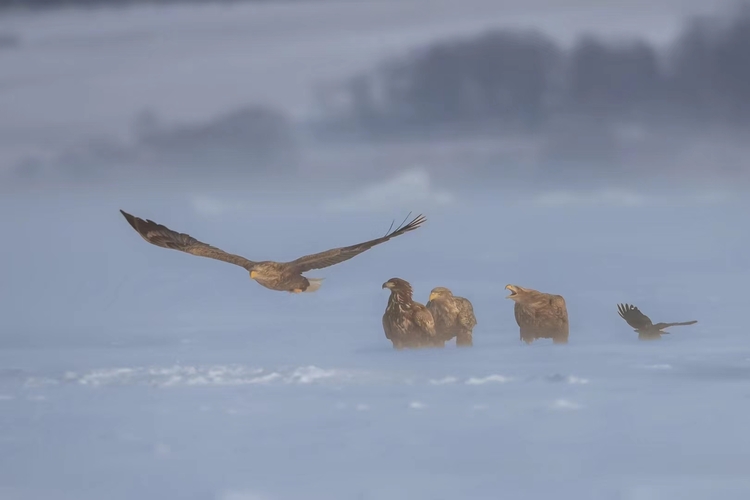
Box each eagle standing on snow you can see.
[381,278,441,349]
[617,303,697,341]
[505,284,569,344]
[426,287,477,346]
[120,210,425,294]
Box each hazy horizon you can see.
[2,0,749,192]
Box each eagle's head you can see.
[428,287,453,302]
[505,284,531,302]
[382,278,413,294]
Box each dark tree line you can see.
[10,104,299,184]
[320,5,750,137]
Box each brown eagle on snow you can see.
[382,278,441,349]
[120,210,425,294]
[426,287,477,347]
[505,284,569,344]
[617,303,697,341]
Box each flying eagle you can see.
[382,278,440,349]
[505,284,569,344]
[617,303,697,341]
[120,210,425,293]
[426,287,477,347]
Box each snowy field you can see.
[2,188,750,500]
[2,0,750,498]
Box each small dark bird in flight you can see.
[120,210,425,294]
[505,284,569,344]
[617,303,697,341]
[382,278,441,349]
[426,287,477,347]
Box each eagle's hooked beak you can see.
[382,281,393,289]
[428,292,438,301]
[505,284,518,299]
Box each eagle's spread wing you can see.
[617,303,653,330]
[120,210,257,270]
[286,214,426,272]
[654,320,698,330]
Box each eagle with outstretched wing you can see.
[426,287,477,347]
[617,303,697,341]
[120,210,425,293]
[382,278,441,349]
[506,284,569,344]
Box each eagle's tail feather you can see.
[304,278,324,293]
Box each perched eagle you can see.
[426,287,477,347]
[382,278,440,349]
[505,284,569,344]
[120,210,425,294]
[617,303,697,341]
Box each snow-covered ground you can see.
[1,186,750,500]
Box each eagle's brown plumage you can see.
[617,303,697,341]
[506,284,569,344]
[426,287,477,346]
[382,278,441,349]
[120,210,426,294]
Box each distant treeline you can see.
[11,105,300,183]
[316,5,750,138]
